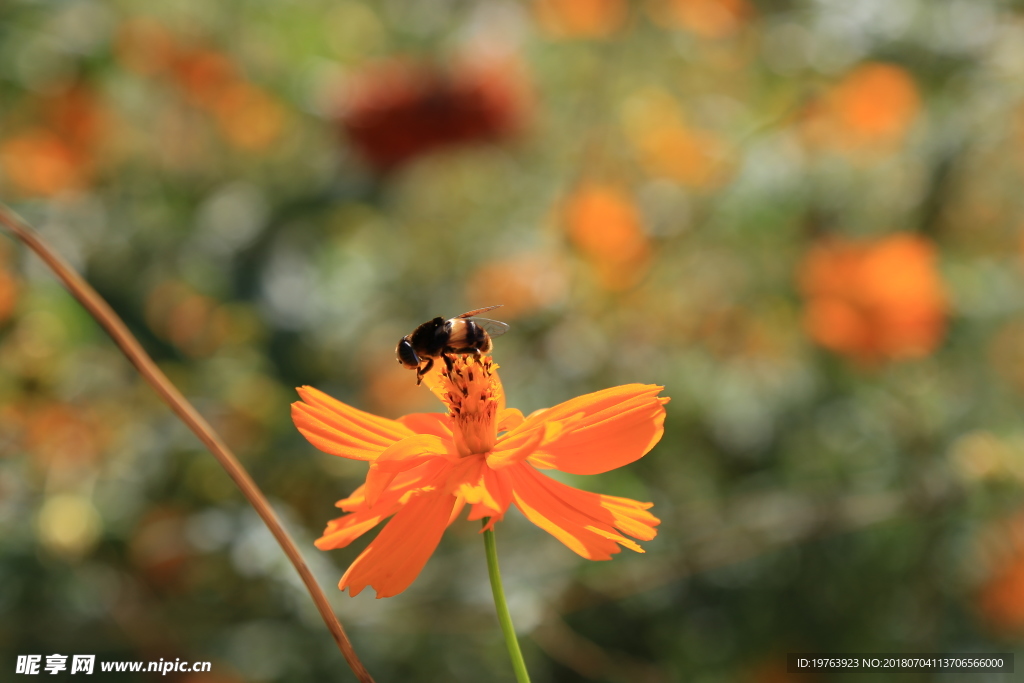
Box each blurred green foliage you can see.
[4,0,1024,681]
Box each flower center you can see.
[440,356,499,457]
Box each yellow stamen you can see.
[440,356,500,457]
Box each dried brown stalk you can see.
[0,203,375,683]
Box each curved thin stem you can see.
[0,204,375,683]
[482,518,531,683]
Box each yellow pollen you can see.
[441,356,499,457]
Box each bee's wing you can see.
[469,318,510,338]
[454,305,503,319]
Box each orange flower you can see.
[0,81,109,197]
[25,402,109,469]
[564,184,652,290]
[632,121,728,188]
[144,281,231,357]
[0,256,16,324]
[169,47,239,109]
[210,82,286,151]
[464,253,568,320]
[802,63,920,152]
[534,0,628,39]
[0,131,82,197]
[116,17,178,76]
[799,234,947,363]
[976,512,1024,633]
[648,0,752,39]
[293,356,667,598]
[116,22,286,151]
[622,88,730,188]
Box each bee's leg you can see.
[416,357,434,385]
[442,354,454,373]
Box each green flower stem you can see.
[482,518,532,683]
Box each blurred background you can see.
[3,0,1024,681]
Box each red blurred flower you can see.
[339,59,529,172]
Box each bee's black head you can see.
[396,338,421,369]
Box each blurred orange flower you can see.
[294,356,667,598]
[622,88,730,188]
[0,249,17,323]
[0,82,109,197]
[25,402,110,469]
[803,63,921,152]
[564,184,652,290]
[0,132,81,197]
[361,351,439,418]
[116,17,178,76]
[117,20,237,106]
[116,22,285,151]
[210,82,287,151]
[976,512,1024,633]
[130,507,191,589]
[648,0,752,38]
[799,234,947,363]
[340,58,529,172]
[145,281,231,357]
[169,47,239,109]
[464,253,568,320]
[42,83,108,156]
[636,122,728,187]
[534,0,628,39]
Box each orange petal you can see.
[293,386,414,460]
[456,458,514,517]
[447,494,467,527]
[397,412,453,438]
[525,384,668,475]
[315,502,401,550]
[486,421,550,469]
[515,384,664,430]
[497,408,525,432]
[375,435,458,469]
[506,462,659,560]
[340,490,457,598]
[334,464,441,511]
[365,434,458,505]
[468,504,504,530]
[318,462,447,548]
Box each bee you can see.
[396,305,510,384]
